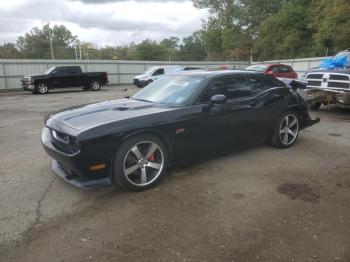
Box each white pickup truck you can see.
[305,50,350,110]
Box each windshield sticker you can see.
[172,81,189,87]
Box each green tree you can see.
[311,0,350,56]
[178,31,206,61]
[16,24,78,59]
[0,43,21,59]
[135,39,167,60]
[254,0,313,60]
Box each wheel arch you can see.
[108,129,174,176]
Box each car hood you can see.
[309,68,350,74]
[23,74,48,79]
[48,98,175,131]
[134,74,148,79]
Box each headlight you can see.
[26,77,33,84]
[51,129,80,154]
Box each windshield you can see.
[132,75,204,106]
[246,65,269,72]
[143,67,157,76]
[44,67,56,74]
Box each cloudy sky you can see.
[0,0,208,46]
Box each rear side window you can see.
[258,74,286,88]
[64,67,80,74]
[278,65,292,73]
[152,68,165,76]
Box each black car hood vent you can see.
[113,107,130,111]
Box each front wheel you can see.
[270,112,300,149]
[35,83,49,94]
[113,134,168,191]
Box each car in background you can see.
[304,49,350,110]
[41,70,319,191]
[21,66,109,94]
[133,66,202,87]
[247,64,298,79]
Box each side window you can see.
[200,76,255,102]
[278,66,291,73]
[152,68,165,76]
[65,67,80,75]
[54,68,64,76]
[270,66,278,73]
[259,75,286,88]
[243,76,268,95]
[200,77,229,102]
[226,77,253,99]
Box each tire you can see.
[145,80,153,86]
[113,134,168,191]
[270,111,300,149]
[35,82,49,94]
[90,81,101,91]
[309,102,321,111]
[82,86,90,91]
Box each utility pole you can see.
[74,42,78,60]
[48,23,55,61]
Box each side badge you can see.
[176,128,186,135]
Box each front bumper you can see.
[133,78,148,87]
[305,88,350,108]
[51,159,111,189]
[41,127,112,189]
[22,84,35,91]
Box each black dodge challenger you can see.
[41,70,319,191]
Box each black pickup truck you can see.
[21,66,109,94]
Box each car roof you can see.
[168,69,266,78]
[250,63,291,67]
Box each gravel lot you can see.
[0,86,349,262]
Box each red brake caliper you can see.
[148,154,156,161]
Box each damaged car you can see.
[305,50,350,110]
[41,70,319,191]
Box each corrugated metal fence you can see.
[0,59,249,90]
[0,57,328,90]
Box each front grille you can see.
[307,80,322,86]
[307,74,323,79]
[329,74,350,81]
[327,82,350,89]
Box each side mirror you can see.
[204,94,227,112]
[266,70,274,75]
[210,94,227,105]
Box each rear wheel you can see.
[270,111,300,148]
[113,134,168,191]
[90,81,101,91]
[35,83,49,94]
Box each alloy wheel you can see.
[279,114,299,146]
[37,83,48,94]
[123,141,164,187]
[91,81,100,90]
